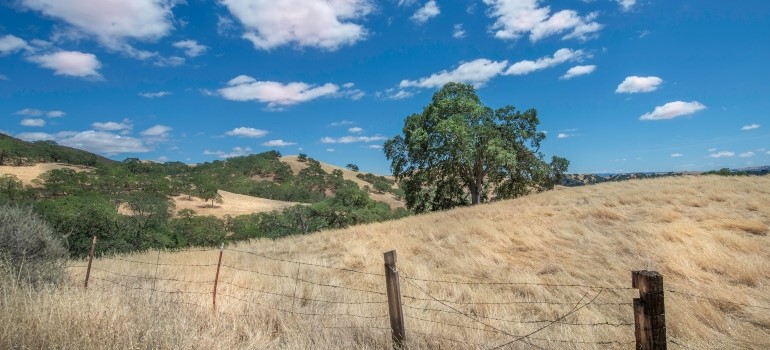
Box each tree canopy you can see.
[384,82,568,213]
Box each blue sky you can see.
[1,0,768,174]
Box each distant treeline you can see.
[0,149,409,258]
[0,134,113,167]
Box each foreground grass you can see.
[2,175,769,349]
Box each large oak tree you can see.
[384,83,569,213]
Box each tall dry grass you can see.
[2,175,769,349]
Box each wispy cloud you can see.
[708,151,734,158]
[20,118,46,127]
[739,151,754,158]
[204,146,253,158]
[262,139,296,147]
[320,135,386,144]
[670,153,683,157]
[560,65,595,80]
[453,24,466,39]
[740,124,760,131]
[173,40,207,57]
[218,75,359,109]
[225,127,268,138]
[412,1,440,23]
[139,91,171,98]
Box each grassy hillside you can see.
[0,133,114,167]
[2,175,768,349]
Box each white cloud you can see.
[140,125,172,143]
[380,88,414,100]
[321,135,386,144]
[20,0,176,57]
[741,124,760,131]
[15,108,44,117]
[173,40,208,57]
[348,127,363,133]
[708,148,717,152]
[739,152,754,158]
[412,1,440,23]
[139,91,171,98]
[615,0,636,11]
[557,133,570,139]
[20,118,46,127]
[483,0,601,42]
[366,144,382,149]
[453,24,466,38]
[400,58,508,89]
[218,75,352,109]
[204,146,254,158]
[18,130,149,154]
[46,110,65,117]
[616,76,662,93]
[262,139,297,147]
[27,51,102,79]
[0,35,31,55]
[560,64,595,79]
[766,151,770,155]
[92,121,132,131]
[326,148,335,152]
[709,151,734,158]
[330,120,354,126]
[640,101,706,121]
[670,153,683,158]
[220,0,373,51]
[504,48,584,75]
[225,127,268,138]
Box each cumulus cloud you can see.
[483,0,601,42]
[20,118,46,127]
[453,24,466,38]
[739,152,754,158]
[218,75,356,109]
[18,130,149,154]
[379,88,414,100]
[204,146,253,158]
[92,121,132,131]
[262,139,297,147]
[225,127,268,138]
[557,133,570,139]
[20,0,177,59]
[560,64,595,80]
[741,124,760,131]
[140,125,172,143]
[173,40,208,57]
[670,153,683,157]
[46,110,65,117]
[0,34,31,55]
[615,0,636,11]
[348,127,363,133]
[15,108,44,117]
[639,101,706,121]
[220,0,373,51]
[400,58,508,88]
[709,151,734,158]
[27,51,102,79]
[616,76,662,93]
[320,135,386,144]
[504,48,584,75]
[412,1,440,23]
[139,91,171,98]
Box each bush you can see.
[0,205,68,287]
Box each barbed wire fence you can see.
[65,238,770,350]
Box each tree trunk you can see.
[470,183,480,205]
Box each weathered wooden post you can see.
[384,250,406,349]
[632,270,666,350]
[84,235,96,289]
[213,243,224,310]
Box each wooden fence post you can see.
[632,270,666,350]
[384,250,406,349]
[213,243,224,311]
[84,235,96,289]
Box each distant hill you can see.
[0,133,114,167]
[561,167,769,187]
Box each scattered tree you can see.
[346,163,360,172]
[297,153,308,162]
[384,82,568,213]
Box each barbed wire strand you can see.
[104,257,218,267]
[90,267,214,284]
[401,293,628,306]
[401,274,633,291]
[666,289,770,311]
[225,248,383,277]
[403,304,633,327]
[398,269,546,350]
[220,282,386,305]
[221,264,386,296]
[90,276,211,296]
[216,292,388,320]
[411,330,489,348]
[488,289,602,350]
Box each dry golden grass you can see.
[2,175,770,349]
[0,163,91,185]
[168,190,300,218]
[281,155,405,209]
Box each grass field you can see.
[2,175,769,349]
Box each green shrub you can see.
[0,205,68,287]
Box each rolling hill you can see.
[2,175,768,349]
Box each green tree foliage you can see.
[346,163,360,172]
[0,205,68,287]
[0,174,25,203]
[297,153,308,162]
[384,82,568,213]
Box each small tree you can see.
[297,153,308,162]
[346,163,360,172]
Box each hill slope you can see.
[2,175,769,349]
[0,132,113,167]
